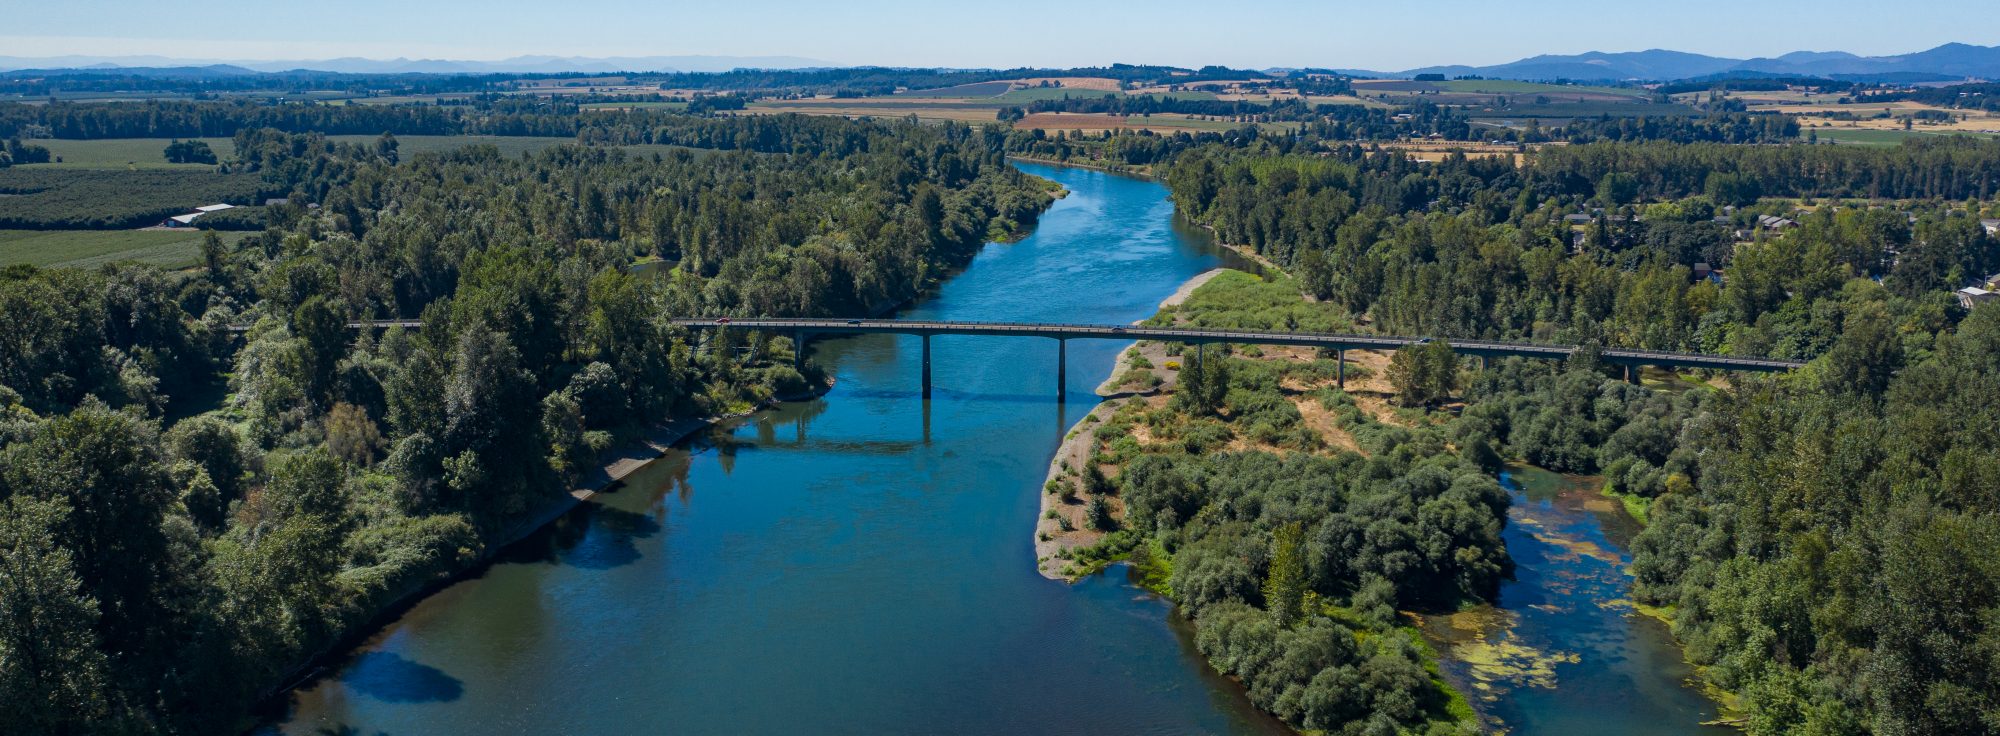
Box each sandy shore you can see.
[1033,268,1223,579]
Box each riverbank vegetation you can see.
[1126,131,2000,734]
[1044,271,1502,734]
[0,111,1054,733]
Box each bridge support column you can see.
[1056,338,1067,402]
[1336,349,1345,389]
[921,334,932,399]
[1625,364,1641,385]
[1480,355,1489,372]
[793,330,807,371]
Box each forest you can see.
[1136,132,2000,733]
[0,112,1053,733]
[4,80,2000,735]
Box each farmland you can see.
[1014,112,1294,134]
[18,135,601,170]
[0,168,269,229]
[1807,127,2000,145]
[0,228,251,269]
[25,137,236,169]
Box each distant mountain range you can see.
[0,54,834,75]
[3,43,1999,83]
[1358,43,2000,82]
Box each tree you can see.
[1266,522,1308,627]
[162,139,217,165]
[325,402,386,466]
[1597,172,1640,206]
[1387,341,1458,407]
[0,403,181,671]
[1085,495,1116,531]
[0,496,122,733]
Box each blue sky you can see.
[8,0,1994,70]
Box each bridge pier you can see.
[921,334,932,399]
[1336,349,1345,389]
[1624,364,1641,385]
[793,330,807,371]
[1056,338,1067,402]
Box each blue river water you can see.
[265,163,1287,735]
[264,162,1725,736]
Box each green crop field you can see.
[24,138,238,169]
[898,81,1014,98]
[1810,128,2000,146]
[0,229,252,269]
[0,168,269,230]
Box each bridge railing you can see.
[667,318,1805,370]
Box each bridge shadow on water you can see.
[339,651,464,704]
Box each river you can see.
[1423,466,1732,735]
[264,163,1720,735]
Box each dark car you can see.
[715,317,731,324]
[847,319,862,325]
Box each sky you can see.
[6,0,1996,71]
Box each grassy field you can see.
[0,229,252,269]
[24,138,238,169]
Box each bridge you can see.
[672,318,1806,400]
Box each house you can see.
[1757,214,1798,230]
[157,203,235,228]
[1960,286,1998,310]
[1982,218,1999,235]
[1563,213,1594,225]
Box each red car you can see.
[715,317,731,324]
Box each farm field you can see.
[19,135,598,169]
[897,81,1014,98]
[0,168,268,229]
[1808,127,2000,145]
[0,229,251,269]
[1014,112,1294,134]
[746,100,1005,123]
[1434,79,1645,98]
[23,138,237,169]
[577,100,689,111]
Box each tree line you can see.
[0,111,1054,733]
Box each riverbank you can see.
[1005,154,1156,178]
[263,377,833,710]
[272,160,1294,735]
[1033,268,1222,579]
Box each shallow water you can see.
[1423,466,1730,735]
[264,163,1288,735]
